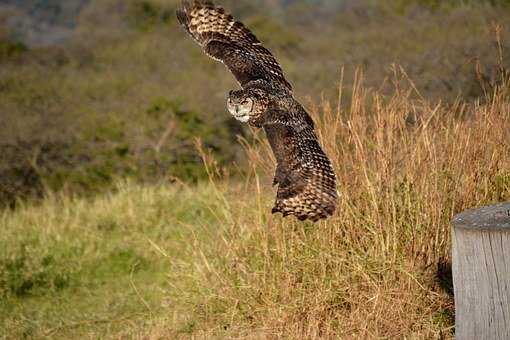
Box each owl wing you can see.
[264,115,338,222]
[176,0,292,91]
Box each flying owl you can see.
[176,0,338,221]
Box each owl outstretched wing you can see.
[176,0,292,91]
[265,115,338,222]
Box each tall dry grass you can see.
[170,68,510,338]
[1,70,508,338]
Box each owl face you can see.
[227,89,267,124]
[227,93,254,123]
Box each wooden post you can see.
[452,202,510,340]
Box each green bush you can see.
[127,0,175,31]
[0,244,76,298]
[0,40,27,60]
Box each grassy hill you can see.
[1,0,509,206]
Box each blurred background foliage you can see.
[0,0,509,206]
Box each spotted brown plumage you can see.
[263,109,337,221]
[177,1,338,221]
[176,0,292,91]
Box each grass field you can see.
[2,69,509,338]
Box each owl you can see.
[176,0,338,221]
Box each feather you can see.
[175,0,292,91]
[265,116,337,221]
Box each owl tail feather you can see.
[271,197,336,222]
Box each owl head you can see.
[227,88,268,124]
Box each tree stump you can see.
[452,202,510,340]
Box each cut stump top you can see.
[452,202,510,231]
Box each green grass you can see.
[0,181,232,338]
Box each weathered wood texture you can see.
[452,202,510,340]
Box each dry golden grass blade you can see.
[176,69,510,338]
